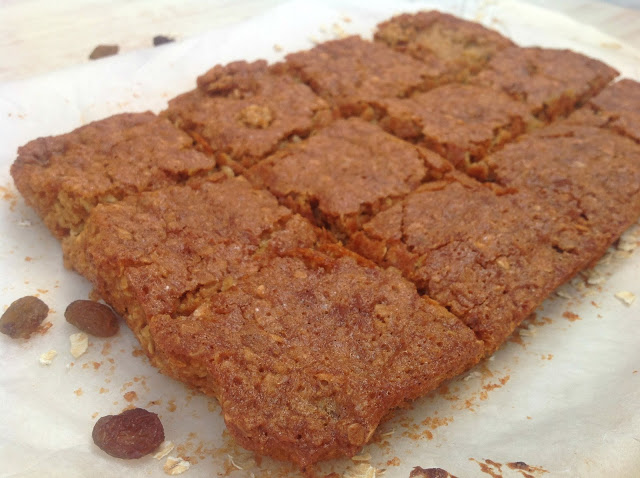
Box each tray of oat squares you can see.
[1,0,639,477]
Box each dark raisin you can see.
[153,35,175,46]
[0,296,49,339]
[65,300,120,337]
[92,408,164,459]
[89,44,119,60]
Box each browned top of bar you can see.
[375,10,514,81]
[485,124,640,246]
[379,83,536,177]
[351,175,594,352]
[165,60,331,170]
[283,36,441,117]
[63,176,324,335]
[150,249,483,467]
[472,46,618,121]
[247,118,451,239]
[10,112,215,237]
[568,79,640,143]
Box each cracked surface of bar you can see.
[374,10,514,81]
[377,83,537,178]
[351,174,596,352]
[247,117,450,240]
[165,60,331,171]
[62,174,483,467]
[283,35,440,118]
[10,112,215,238]
[471,46,619,121]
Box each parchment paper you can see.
[1,1,639,477]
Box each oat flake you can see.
[153,440,175,460]
[39,349,57,365]
[70,332,88,358]
[615,291,636,306]
[164,456,191,475]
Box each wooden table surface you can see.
[1,0,639,83]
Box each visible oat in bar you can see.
[10,112,215,238]
[471,46,618,121]
[283,36,441,118]
[247,118,450,240]
[375,11,514,81]
[351,175,595,352]
[164,60,331,171]
[377,83,537,179]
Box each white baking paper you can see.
[1,1,639,477]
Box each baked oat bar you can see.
[483,124,640,252]
[247,117,451,240]
[150,247,483,467]
[64,174,483,467]
[63,175,324,345]
[375,10,514,81]
[282,35,441,118]
[351,174,595,353]
[10,112,215,238]
[471,46,618,121]
[377,83,537,179]
[164,60,331,171]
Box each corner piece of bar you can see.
[62,175,326,347]
[283,35,442,118]
[483,123,640,251]
[350,174,595,353]
[471,46,619,121]
[164,60,331,171]
[374,10,514,81]
[149,245,483,467]
[63,172,482,468]
[247,117,451,240]
[564,78,640,143]
[377,83,538,179]
[10,112,215,238]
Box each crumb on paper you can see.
[351,452,372,462]
[154,440,175,460]
[332,23,347,39]
[39,349,57,365]
[344,463,381,478]
[601,41,622,50]
[70,332,89,358]
[309,35,320,45]
[273,44,283,52]
[519,325,536,337]
[618,228,639,252]
[463,371,482,382]
[615,291,636,306]
[555,288,572,299]
[164,456,191,475]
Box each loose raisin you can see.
[65,300,120,337]
[0,296,49,339]
[92,408,164,459]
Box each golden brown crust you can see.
[471,46,619,121]
[374,11,514,81]
[283,36,442,118]
[350,176,597,353]
[150,251,482,467]
[10,112,215,238]
[62,176,325,345]
[247,118,451,240]
[377,84,538,178]
[164,60,331,171]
